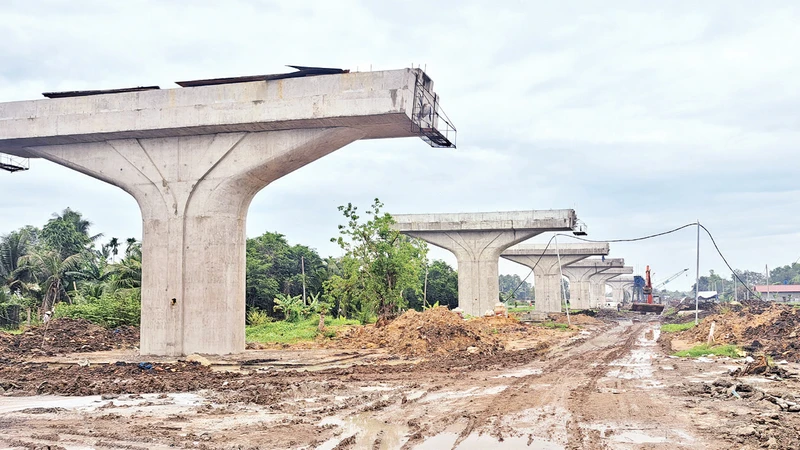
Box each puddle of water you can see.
[0,395,103,414]
[587,423,695,445]
[0,392,203,414]
[360,385,395,392]
[317,414,408,450]
[415,433,562,449]
[493,368,543,378]
[423,386,506,403]
[612,430,668,444]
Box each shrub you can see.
[54,291,140,328]
[246,308,271,326]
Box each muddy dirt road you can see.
[2,317,798,449]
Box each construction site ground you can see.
[1,309,799,450]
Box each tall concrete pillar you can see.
[589,267,633,307]
[501,243,609,313]
[0,68,455,355]
[392,211,577,317]
[608,276,634,304]
[561,258,624,310]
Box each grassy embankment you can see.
[246,315,360,344]
[660,322,697,333]
[674,344,741,358]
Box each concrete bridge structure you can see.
[501,243,609,313]
[607,276,635,305]
[392,210,577,317]
[589,267,633,307]
[561,258,624,310]
[0,67,456,356]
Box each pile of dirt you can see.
[551,312,604,326]
[0,318,139,359]
[335,308,504,357]
[672,304,800,362]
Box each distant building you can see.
[754,285,800,302]
[697,291,718,301]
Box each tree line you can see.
[0,200,463,326]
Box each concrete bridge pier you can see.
[589,267,633,307]
[0,68,456,355]
[608,276,634,304]
[27,129,362,355]
[561,259,624,310]
[501,243,609,313]
[392,211,577,317]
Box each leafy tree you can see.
[40,208,100,259]
[245,231,328,316]
[16,248,84,312]
[770,263,800,285]
[1,227,37,291]
[499,273,532,301]
[324,199,427,322]
[406,259,458,310]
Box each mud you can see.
[2,312,800,449]
[0,318,138,360]
[670,304,800,362]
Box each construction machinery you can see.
[631,265,665,313]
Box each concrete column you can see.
[561,258,624,310]
[28,129,362,355]
[392,211,577,317]
[608,277,634,305]
[1,68,456,355]
[588,267,633,308]
[501,243,609,313]
[406,230,544,316]
[504,255,582,313]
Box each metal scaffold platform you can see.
[0,154,30,173]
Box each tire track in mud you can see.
[448,321,644,448]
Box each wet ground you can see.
[2,317,798,449]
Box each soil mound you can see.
[336,308,504,357]
[673,304,800,362]
[0,318,139,359]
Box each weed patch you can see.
[661,322,697,333]
[674,344,741,358]
[246,315,359,344]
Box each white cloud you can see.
[1,0,799,293]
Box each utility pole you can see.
[301,256,306,305]
[555,235,570,326]
[695,221,700,325]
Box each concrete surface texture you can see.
[501,243,609,313]
[0,69,448,356]
[561,258,624,310]
[607,276,635,304]
[588,267,634,307]
[392,210,577,317]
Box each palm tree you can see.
[125,238,138,256]
[109,248,142,292]
[54,208,103,243]
[108,237,120,262]
[1,229,33,291]
[15,249,84,313]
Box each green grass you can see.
[245,315,360,344]
[0,326,24,335]
[538,321,570,330]
[674,344,741,358]
[508,305,536,313]
[661,322,697,333]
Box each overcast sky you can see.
[1,1,798,291]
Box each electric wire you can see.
[506,221,761,303]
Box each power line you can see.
[504,221,762,303]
